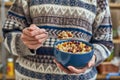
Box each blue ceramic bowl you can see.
[54,40,94,68]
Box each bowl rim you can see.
[54,39,94,55]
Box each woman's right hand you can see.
[20,24,48,49]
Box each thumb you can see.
[28,24,38,31]
[88,59,95,68]
[88,62,93,68]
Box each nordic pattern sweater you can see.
[3,0,113,80]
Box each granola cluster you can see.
[58,31,73,39]
[56,40,92,54]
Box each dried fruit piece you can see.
[56,41,92,54]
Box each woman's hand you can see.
[53,55,96,74]
[20,24,48,49]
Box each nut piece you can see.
[56,41,92,54]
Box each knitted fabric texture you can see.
[3,0,113,80]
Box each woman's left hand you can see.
[53,55,96,74]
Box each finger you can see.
[23,40,40,45]
[88,62,94,68]
[68,66,88,74]
[35,32,48,40]
[30,29,47,36]
[21,34,37,41]
[88,60,95,68]
[28,24,39,31]
[88,55,96,68]
[22,28,33,37]
[53,59,73,74]
[36,36,48,44]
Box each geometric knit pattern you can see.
[2,0,114,79]
[15,57,97,80]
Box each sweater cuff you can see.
[15,34,36,56]
[5,32,37,56]
[93,44,109,66]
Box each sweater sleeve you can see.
[91,0,114,66]
[2,0,36,56]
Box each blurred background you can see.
[0,0,120,80]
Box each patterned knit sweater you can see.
[3,0,113,80]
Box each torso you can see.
[15,0,98,79]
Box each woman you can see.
[3,0,114,80]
